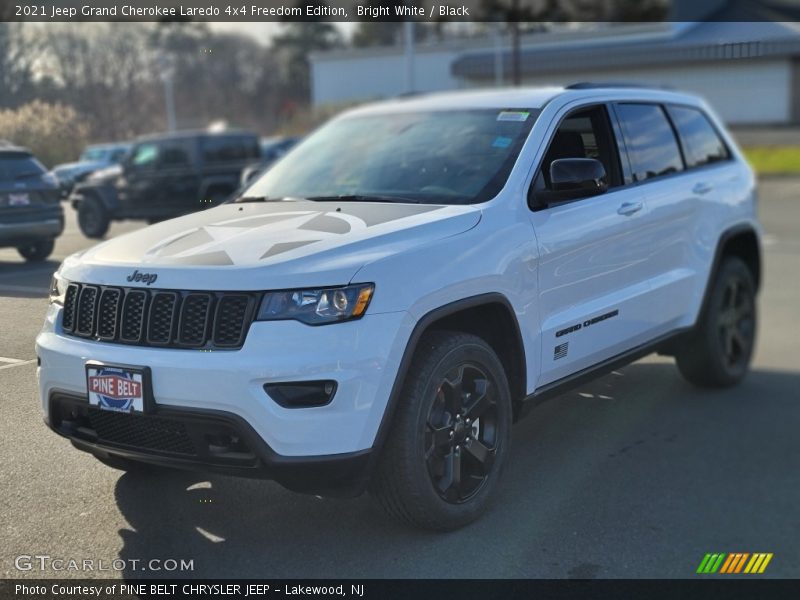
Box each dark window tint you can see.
[201,136,260,163]
[667,105,729,168]
[159,140,192,167]
[109,148,129,163]
[616,104,683,182]
[0,153,46,182]
[535,105,621,191]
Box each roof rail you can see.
[566,81,673,90]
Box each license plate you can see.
[86,362,152,413]
[8,193,30,206]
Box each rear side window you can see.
[0,153,46,182]
[666,105,729,168]
[201,136,260,163]
[615,103,683,182]
[159,140,193,168]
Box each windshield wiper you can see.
[305,194,420,204]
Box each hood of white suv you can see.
[63,201,481,290]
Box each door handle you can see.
[617,201,643,216]
[692,182,713,195]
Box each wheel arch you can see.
[692,223,761,331]
[73,185,118,213]
[717,225,761,291]
[369,293,527,465]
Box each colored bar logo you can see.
[697,553,773,574]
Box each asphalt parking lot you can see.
[1,180,799,579]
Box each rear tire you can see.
[676,257,757,388]
[77,197,110,239]
[17,239,54,262]
[370,331,512,531]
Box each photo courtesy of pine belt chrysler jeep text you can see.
[37,84,761,531]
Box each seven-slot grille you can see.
[61,283,256,350]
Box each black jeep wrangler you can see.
[70,131,260,238]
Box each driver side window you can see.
[129,143,159,171]
[530,105,622,203]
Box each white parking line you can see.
[0,356,26,363]
[0,359,36,370]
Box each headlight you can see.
[42,172,59,187]
[49,273,68,306]
[256,283,374,325]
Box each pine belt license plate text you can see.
[86,364,146,413]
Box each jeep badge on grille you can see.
[126,270,158,286]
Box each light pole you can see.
[404,20,415,94]
[491,22,504,87]
[157,54,177,132]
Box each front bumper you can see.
[37,304,414,460]
[47,392,372,496]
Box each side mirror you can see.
[536,158,608,207]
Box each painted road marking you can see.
[0,356,26,364]
[0,359,37,371]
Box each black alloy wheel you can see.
[425,363,499,504]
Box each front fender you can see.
[70,184,119,212]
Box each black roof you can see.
[0,144,31,155]
[135,129,258,143]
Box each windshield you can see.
[240,109,539,205]
[80,147,109,162]
[0,154,46,182]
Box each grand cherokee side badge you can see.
[126,270,158,285]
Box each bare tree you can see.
[37,24,162,140]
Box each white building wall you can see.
[311,49,463,106]
[508,60,792,125]
[312,50,792,124]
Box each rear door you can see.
[663,103,741,323]
[529,104,666,386]
[156,137,199,216]
[611,102,701,334]
[198,135,260,204]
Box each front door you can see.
[529,104,659,386]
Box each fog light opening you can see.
[264,380,337,408]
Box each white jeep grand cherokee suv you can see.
[38,85,761,530]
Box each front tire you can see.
[77,197,110,239]
[676,257,757,388]
[370,331,512,531]
[17,239,54,262]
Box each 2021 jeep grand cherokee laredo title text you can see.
[37,85,761,530]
